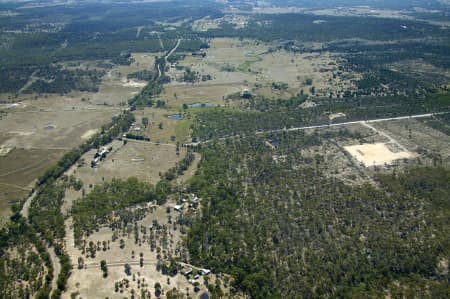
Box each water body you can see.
[168,114,182,120]
[188,102,216,108]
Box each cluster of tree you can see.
[71,177,170,245]
[0,65,35,93]
[167,54,185,64]
[334,39,450,70]
[127,69,156,81]
[186,133,450,298]
[24,65,104,94]
[0,217,53,298]
[111,52,134,66]
[163,150,195,181]
[354,68,424,96]
[180,67,201,83]
[125,134,150,141]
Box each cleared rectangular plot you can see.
[345,142,414,167]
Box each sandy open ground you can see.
[345,142,414,167]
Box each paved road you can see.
[185,112,449,146]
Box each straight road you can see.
[185,112,449,146]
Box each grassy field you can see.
[161,38,357,111]
[0,148,66,219]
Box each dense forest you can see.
[190,92,450,141]
[204,13,449,42]
[186,133,450,298]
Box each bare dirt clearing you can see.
[345,143,414,167]
[81,129,99,140]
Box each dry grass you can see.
[71,140,184,189]
[0,148,66,218]
[162,38,356,111]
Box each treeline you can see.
[128,57,166,108]
[163,150,195,181]
[186,133,450,298]
[125,133,150,141]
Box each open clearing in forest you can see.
[345,143,414,167]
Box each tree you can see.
[100,260,108,278]
[154,282,162,298]
[77,257,84,269]
[124,263,131,276]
